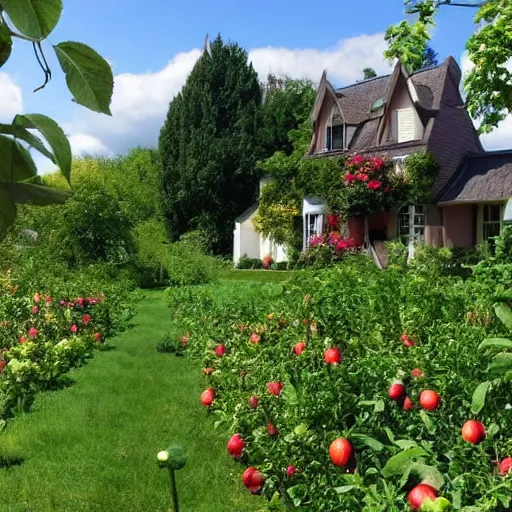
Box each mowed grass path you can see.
[0,290,263,512]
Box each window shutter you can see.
[397,108,415,143]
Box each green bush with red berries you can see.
[0,269,135,421]
[167,254,512,511]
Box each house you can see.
[233,56,512,264]
[233,179,287,265]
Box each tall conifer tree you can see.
[159,35,262,255]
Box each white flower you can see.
[505,404,512,410]
[157,450,169,462]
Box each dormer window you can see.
[325,107,344,150]
[390,108,422,143]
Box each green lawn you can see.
[0,290,264,512]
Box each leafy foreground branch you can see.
[0,0,114,235]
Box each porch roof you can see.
[437,151,512,204]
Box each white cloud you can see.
[461,51,512,151]
[64,34,391,156]
[68,133,110,156]
[0,72,22,121]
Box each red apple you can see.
[388,382,405,401]
[227,434,245,458]
[324,347,342,365]
[419,390,440,411]
[214,344,226,357]
[329,438,353,467]
[293,342,306,355]
[407,484,438,511]
[200,387,215,407]
[462,420,486,444]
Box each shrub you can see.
[165,239,226,286]
[237,255,264,270]
[164,258,512,510]
[156,333,187,355]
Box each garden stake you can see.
[168,467,179,512]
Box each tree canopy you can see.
[159,36,262,255]
[385,0,512,132]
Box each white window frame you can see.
[304,214,324,248]
[398,205,426,259]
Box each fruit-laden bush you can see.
[156,332,188,355]
[165,255,512,511]
[0,268,136,421]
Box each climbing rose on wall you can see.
[340,154,403,218]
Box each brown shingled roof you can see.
[437,151,512,203]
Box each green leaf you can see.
[488,353,512,379]
[409,462,444,490]
[0,189,17,234]
[53,42,114,115]
[382,447,427,478]
[0,20,13,67]
[494,303,512,330]
[384,427,395,444]
[351,434,384,452]
[0,135,37,182]
[0,0,62,39]
[420,497,452,511]
[14,114,71,183]
[395,439,418,450]
[334,485,356,494]
[0,122,55,163]
[471,381,490,414]
[0,182,71,206]
[165,444,186,470]
[420,410,434,432]
[478,338,512,351]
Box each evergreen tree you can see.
[159,36,262,255]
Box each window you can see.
[483,204,504,240]
[398,205,425,245]
[325,107,344,150]
[305,214,323,246]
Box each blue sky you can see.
[0,0,507,169]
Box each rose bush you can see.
[166,254,512,510]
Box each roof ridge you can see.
[336,73,391,91]
[409,62,445,76]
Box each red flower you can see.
[250,332,261,344]
[81,314,91,325]
[344,173,357,184]
[336,239,350,251]
[349,155,365,166]
[28,327,38,339]
[358,174,369,182]
[372,157,385,171]
[368,180,382,190]
[19,335,27,344]
[328,232,341,245]
[33,293,40,304]
[326,214,339,230]
[411,368,424,378]
[70,324,78,333]
[94,332,102,342]
[32,306,39,315]
[75,298,85,307]
[45,295,52,304]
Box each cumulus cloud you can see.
[461,51,512,151]
[64,34,391,157]
[0,72,22,121]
